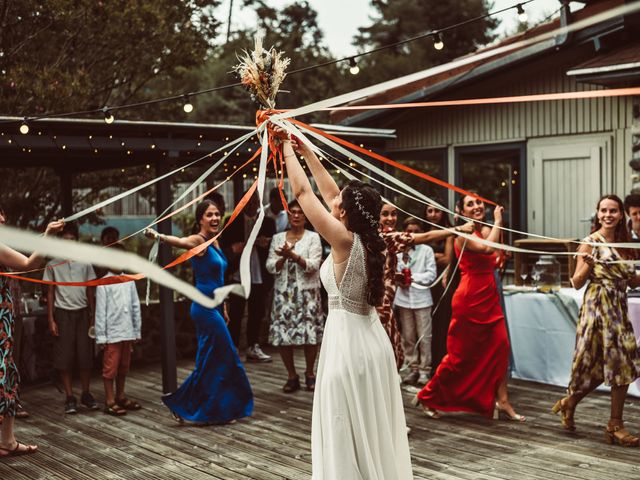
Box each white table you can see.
[504,287,640,397]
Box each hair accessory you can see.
[353,189,379,228]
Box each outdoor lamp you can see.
[349,58,360,75]
[103,107,115,124]
[433,32,444,50]
[517,4,528,23]
[183,95,194,113]
[19,119,29,135]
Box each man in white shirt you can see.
[43,224,98,414]
[264,187,289,234]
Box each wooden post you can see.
[60,171,73,217]
[156,157,177,393]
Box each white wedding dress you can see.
[312,234,413,479]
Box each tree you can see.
[350,0,498,87]
[0,0,221,120]
[0,1,225,229]
[189,0,344,125]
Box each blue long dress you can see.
[162,245,253,423]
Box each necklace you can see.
[287,230,304,243]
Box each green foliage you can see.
[348,0,498,88]
[0,0,221,119]
[190,0,343,124]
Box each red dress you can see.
[416,231,509,417]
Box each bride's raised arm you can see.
[281,134,352,260]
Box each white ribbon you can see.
[0,225,244,308]
[64,129,256,223]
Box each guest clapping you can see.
[266,200,325,393]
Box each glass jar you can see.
[534,255,561,293]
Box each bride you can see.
[281,130,413,479]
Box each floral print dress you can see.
[0,270,19,420]
[569,233,640,394]
[268,231,325,347]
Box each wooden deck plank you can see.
[2,349,640,479]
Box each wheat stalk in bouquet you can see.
[233,35,290,110]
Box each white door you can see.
[528,135,610,239]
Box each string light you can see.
[103,107,115,124]
[349,58,360,75]
[182,95,194,113]
[2,0,533,127]
[433,32,444,50]
[517,4,528,22]
[19,119,29,134]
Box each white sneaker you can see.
[246,343,272,363]
[417,373,431,385]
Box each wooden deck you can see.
[2,351,640,479]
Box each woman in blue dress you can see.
[146,199,253,424]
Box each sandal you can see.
[605,424,640,447]
[411,394,441,419]
[171,411,185,424]
[305,374,316,392]
[16,403,30,419]
[104,403,127,416]
[116,398,142,411]
[494,402,526,422]
[0,441,38,457]
[551,397,575,431]
[283,376,300,393]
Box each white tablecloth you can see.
[504,287,640,397]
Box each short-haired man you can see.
[623,194,640,241]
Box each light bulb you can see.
[103,107,115,124]
[517,4,528,23]
[183,95,194,113]
[433,32,444,51]
[349,58,360,75]
[19,121,29,135]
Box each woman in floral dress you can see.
[267,199,325,393]
[0,211,63,457]
[553,194,640,446]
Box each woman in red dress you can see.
[413,195,524,421]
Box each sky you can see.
[219,0,582,57]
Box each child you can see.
[94,253,142,416]
[43,224,98,414]
[394,217,437,386]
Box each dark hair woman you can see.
[553,194,640,446]
[413,194,524,422]
[423,200,457,370]
[145,199,253,424]
[0,212,63,457]
[280,128,412,479]
[376,201,470,375]
[266,199,325,393]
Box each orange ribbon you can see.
[256,109,289,212]
[289,119,496,206]
[2,180,259,287]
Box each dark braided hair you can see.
[191,199,220,234]
[341,180,386,307]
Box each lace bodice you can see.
[320,234,373,316]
